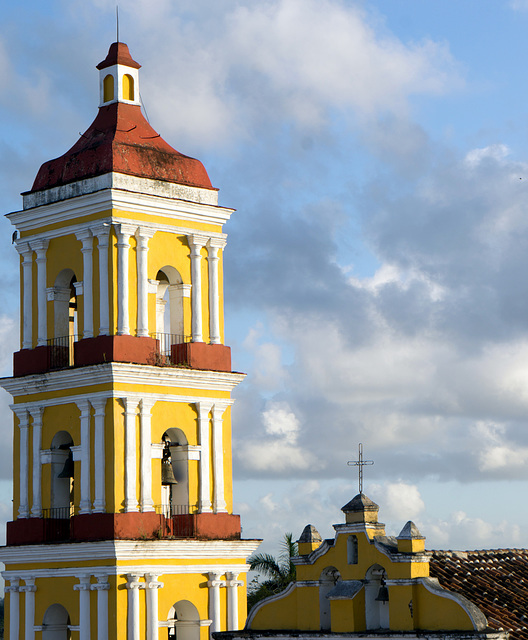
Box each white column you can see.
[136,228,155,338]
[225,572,243,631]
[76,231,94,339]
[207,239,225,345]
[92,575,110,640]
[117,224,135,336]
[189,235,207,342]
[77,399,92,514]
[145,574,163,640]
[74,576,91,640]
[207,571,225,637]
[124,398,139,512]
[93,225,110,336]
[31,240,49,347]
[16,409,30,518]
[29,407,43,518]
[17,243,33,349]
[91,398,106,512]
[126,574,142,640]
[22,578,36,640]
[6,578,20,640]
[139,399,155,512]
[212,404,227,513]
[197,402,213,513]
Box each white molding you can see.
[1,364,245,398]
[13,177,234,234]
[0,539,261,565]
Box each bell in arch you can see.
[58,449,74,479]
[161,438,178,486]
[375,578,389,603]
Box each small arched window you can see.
[347,535,358,564]
[103,74,114,102]
[123,74,134,100]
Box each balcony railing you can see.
[41,506,75,542]
[154,504,197,538]
[47,335,78,369]
[150,333,191,363]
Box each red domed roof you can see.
[30,44,214,193]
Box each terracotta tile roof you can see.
[429,549,528,640]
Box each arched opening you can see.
[50,431,74,516]
[50,269,77,367]
[42,603,71,640]
[347,535,358,564]
[123,73,134,100]
[161,428,189,515]
[319,566,340,631]
[365,564,389,630]
[155,267,186,355]
[103,74,114,102]
[167,600,200,640]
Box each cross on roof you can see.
[347,443,374,494]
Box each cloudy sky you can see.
[2,0,528,554]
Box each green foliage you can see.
[247,533,298,612]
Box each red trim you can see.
[172,343,232,372]
[74,335,158,366]
[13,346,50,377]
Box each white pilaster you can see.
[212,404,227,513]
[145,574,163,640]
[15,409,30,518]
[124,398,139,512]
[76,230,94,339]
[207,571,225,637]
[207,239,225,345]
[92,225,110,336]
[17,243,33,349]
[74,576,91,640]
[139,398,155,512]
[29,407,43,518]
[91,398,106,512]
[77,399,92,514]
[21,578,36,640]
[225,572,244,631]
[189,235,207,342]
[197,402,213,513]
[92,575,110,640]
[136,227,155,338]
[31,239,49,347]
[126,574,143,640]
[117,224,136,336]
[6,579,20,640]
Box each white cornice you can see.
[9,177,235,234]
[0,363,246,398]
[0,539,261,565]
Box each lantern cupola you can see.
[97,41,141,106]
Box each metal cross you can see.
[347,443,374,494]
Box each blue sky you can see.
[2,0,528,555]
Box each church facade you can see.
[0,42,259,640]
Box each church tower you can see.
[0,42,259,640]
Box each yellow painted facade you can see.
[247,495,484,634]
[1,40,260,640]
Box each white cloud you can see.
[370,482,425,521]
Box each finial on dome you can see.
[397,520,426,554]
[341,493,379,524]
[97,42,141,107]
[297,524,322,555]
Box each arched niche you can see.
[103,74,114,102]
[155,266,186,343]
[161,428,189,514]
[42,603,71,640]
[319,566,340,631]
[347,534,358,564]
[50,431,74,514]
[167,600,200,640]
[123,73,134,100]
[365,563,389,630]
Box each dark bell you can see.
[162,460,178,485]
[58,451,74,479]
[375,579,389,603]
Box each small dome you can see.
[298,524,322,544]
[341,493,379,513]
